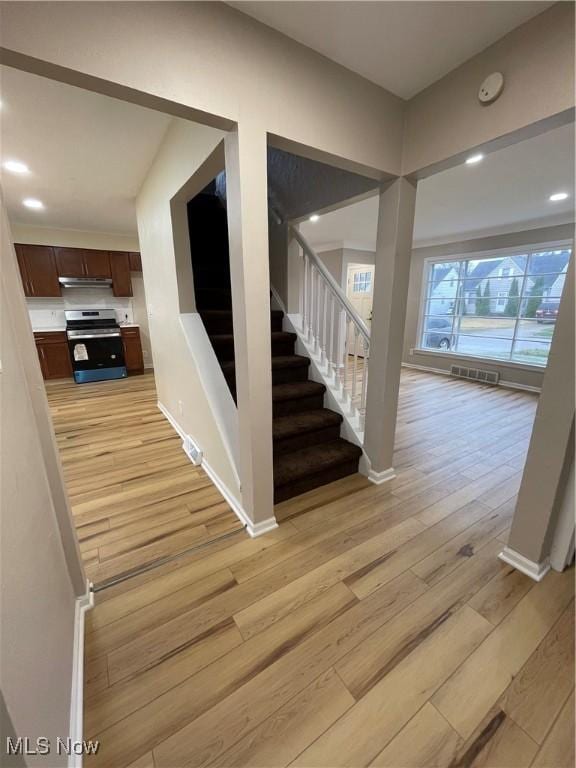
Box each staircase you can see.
[199,307,362,502]
[189,188,362,502]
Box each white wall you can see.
[1,205,80,765]
[136,119,241,502]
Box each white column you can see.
[224,125,276,534]
[363,177,417,481]
[502,254,575,576]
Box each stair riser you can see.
[225,365,309,388]
[212,339,295,362]
[273,425,342,456]
[274,459,360,502]
[273,393,325,417]
[272,366,309,385]
[201,313,284,335]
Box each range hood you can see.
[59,277,113,289]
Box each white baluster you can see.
[327,292,335,379]
[359,338,369,430]
[315,272,321,355]
[302,252,309,336]
[308,265,316,345]
[341,312,349,403]
[320,282,328,366]
[299,249,305,328]
[351,327,359,417]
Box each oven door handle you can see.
[68,332,122,339]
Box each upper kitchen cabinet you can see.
[110,252,133,296]
[128,251,142,271]
[54,247,84,277]
[55,247,111,278]
[84,249,112,277]
[15,244,61,297]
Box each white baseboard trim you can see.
[69,580,94,768]
[401,362,541,394]
[157,401,276,538]
[498,546,551,582]
[368,467,396,485]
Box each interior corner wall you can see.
[403,2,576,176]
[402,223,576,389]
[136,118,241,498]
[1,206,77,765]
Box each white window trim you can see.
[417,240,572,369]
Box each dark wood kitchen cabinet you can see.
[110,252,133,297]
[15,243,135,297]
[55,247,111,278]
[33,331,73,380]
[54,247,85,277]
[128,251,142,271]
[15,244,61,297]
[84,249,112,277]
[120,326,144,374]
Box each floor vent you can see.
[183,434,203,465]
[450,365,500,385]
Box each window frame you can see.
[416,240,572,369]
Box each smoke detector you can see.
[478,72,504,105]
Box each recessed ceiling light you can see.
[3,160,30,175]
[549,192,569,202]
[309,214,320,222]
[23,198,44,210]
[465,153,484,165]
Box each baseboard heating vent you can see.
[183,435,203,465]
[450,365,500,385]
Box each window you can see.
[353,271,372,293]
[420,247,571,367]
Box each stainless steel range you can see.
[65,309,127,384]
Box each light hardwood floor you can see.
[46,373,244,586]
[83,370,574,768]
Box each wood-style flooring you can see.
[46,373,244,587]
[83,370,574,767]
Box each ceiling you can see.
[1,66,172,234]
[267,147,378,220]
[230,1,553,99]
[300,122,575,251]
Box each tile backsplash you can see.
[27,288,134,330]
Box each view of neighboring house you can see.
[428,251,569,317]
[1,3,574,768]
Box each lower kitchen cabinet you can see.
[121,326,144,374]
[34,332,73,380]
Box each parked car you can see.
[535,301,559,323]
[424,317,452,349]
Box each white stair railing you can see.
[289,224,371,428]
